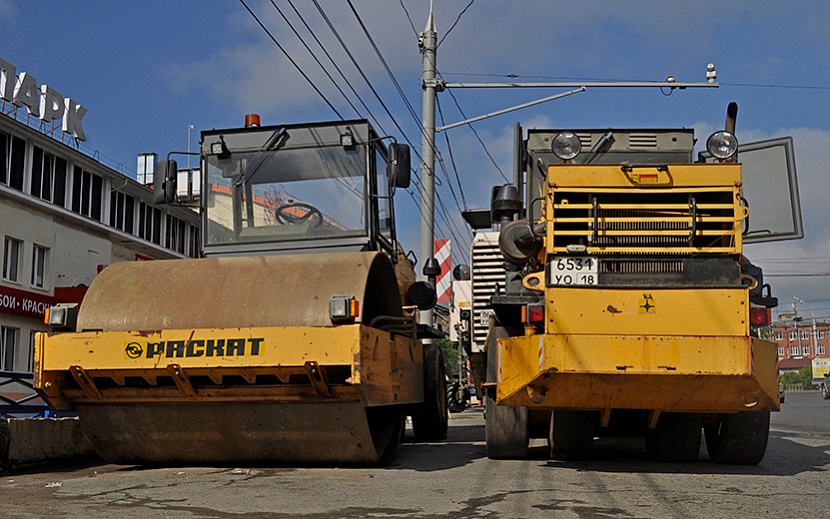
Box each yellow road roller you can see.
[34,118,448,465]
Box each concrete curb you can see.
[1,417,95,467]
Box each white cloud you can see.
[0,0,17,20]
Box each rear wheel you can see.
[550,410,595,460]
[704,412,770,465]
[411,343,448,441]
[821,384,830,400]
[485,326,528,459]
[644,412,701,463]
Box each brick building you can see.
[769,319,830,379]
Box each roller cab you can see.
[34,119,447,465]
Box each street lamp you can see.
[187,124,195,172]
[794,297,817,357]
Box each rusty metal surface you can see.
[78,251,402,331]
[78,401,403,465]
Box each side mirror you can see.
[388,143,411,189]
[153,160,178,204]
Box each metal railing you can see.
[0,371,52,417]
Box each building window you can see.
[31,244,47,288]
[775,330,783,341]
[1,326,17,371]
[27,331,36,372]
[2,236,21,282]
[53,157,68,207]
[28,147,68,206]
[777,345,784,356]
[789,330,797,341]
[7,135,26,191]
[30,146,53,202]
[817,330,825,339]
[818,344,826,355]
[188,225,201,258]
[109,191,135,233]
[0,129,8,185]
[801,330,810,340]
[802,345,811,356]
[790,345,799,356]
[137,202,162,245]
[165,214,186,253]
[71,165,103,220]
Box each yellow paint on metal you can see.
[548,163,742,188]
[35,325,424,409]
[546,287,748,337]
[38,325,361,371]
[495,333,779,413]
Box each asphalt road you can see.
[3,392,829,519]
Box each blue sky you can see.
[3,1,830,318]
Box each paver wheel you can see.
[644,412,701,463]
[550,410,596,461]
[484,326,528,459]
[704,412,770,465]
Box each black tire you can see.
[550,410,595,461]
[485,326,529,459]
[644,412,701,463]
[704,412,770,465]
[821,384,830,400]
[411,343,448,441]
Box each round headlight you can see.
[552,132,581,161]
[706,131,738,160]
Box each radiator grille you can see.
[600,259,684,274]
[552,189,739,254]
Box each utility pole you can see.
[418,4,438,328]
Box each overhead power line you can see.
[239,0,343,119]
[268,0,361,118]
[438,0,476,48]
[445,89,509,182]
[243,1,470,259]
[346,0,421,127]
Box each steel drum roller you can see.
[70,251,409,465]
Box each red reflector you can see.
[750,306,770,327]
[526,304,545,324]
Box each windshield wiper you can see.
[580,131,614,164]
[235,127,289,186]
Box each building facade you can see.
[770,320,830,360]
[1,101,200,374]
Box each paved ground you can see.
[2,392,828,518]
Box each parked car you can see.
[780,382,785,404]
[821,374,830,400]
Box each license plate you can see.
[549,257,598,286]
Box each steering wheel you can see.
[275,202,323,227]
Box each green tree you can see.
[780,366,814,389]
[435,338,460,378]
